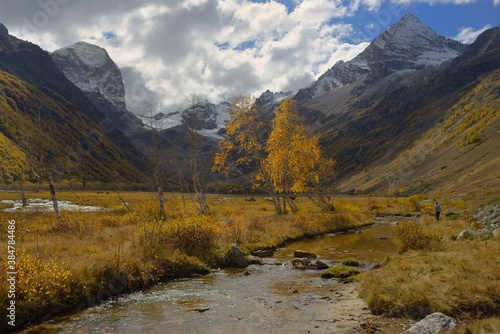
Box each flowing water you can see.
[21,222,404,334]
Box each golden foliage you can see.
[265,98,321,194]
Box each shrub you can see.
[137,216,220,263]
[403,195,427,212]
[392,222,443,253]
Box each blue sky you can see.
[0,0,498,112]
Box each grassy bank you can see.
[0,191,371,331]
[357,197,500,332]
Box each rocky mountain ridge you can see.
[294,13,466,103]
[51,42,144,134]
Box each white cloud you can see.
[392,0,475,4]
[454,24,492,44]
[2,0,492,113]
[494,0,500,6]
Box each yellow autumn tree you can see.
[265,98,331,213]
[212,95,286,213]
[213,96,335,214]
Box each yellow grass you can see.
[0,190,369,330]
[357,199,500,330]
[1,190,498,331]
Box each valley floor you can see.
[0,190,498,333]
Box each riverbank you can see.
[0,191,373,331]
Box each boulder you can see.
[291,258,311,270]
[315,260,329,270]
[245,197,256,202]
[251,249,274,257]
[290,258,329,270]
[294,250,317,258]
[405,312,458,334]
[247,255,265,265]
[225,244,249,268]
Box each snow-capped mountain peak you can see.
[52,41,127,112]
[294,13,466,102]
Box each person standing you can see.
[434,201,441,222]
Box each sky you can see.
[0,0,499,114]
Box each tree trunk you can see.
[18,180,28,207]
[286,194,298,213]
[48,173,61,218]
[282,194,287,214]
[180,179,186,209]
[117,191,131,212]
[158,183,165,219]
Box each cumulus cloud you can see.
[454,24,492,44]
[1,0,374,112]
[0,0,493,113]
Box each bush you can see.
[392,222,442,253]
[137,216,220,263]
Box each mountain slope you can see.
[0,26,146,183]
[304,23,500,195]
[339,68,500,195]
[295,13,465,103]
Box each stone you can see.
[245,197,256,201]
[291,258,311,270]
[405,312,458,334]
[247,255,265,265]
[294,250,317,259]
[290,258,329,270]
[226,244,249,268]
[251,249,274,257]
[315,260,329,270]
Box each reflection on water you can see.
[21,223,399,334]
[274,223,399,264]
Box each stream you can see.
[21,221,407,334]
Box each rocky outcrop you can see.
[458,205,500,240]
[52,42,143,133]
[404,312,458,334]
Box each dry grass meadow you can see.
[0,190,498,332]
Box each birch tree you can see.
[27,109,60,217]
[143,98,165,219]
[212,95,284,214]
[265,98,335,213]
[182,95,209,214]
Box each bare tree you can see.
[182,95,210,214]
[26,109,61,218]
[143,98,166,219]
